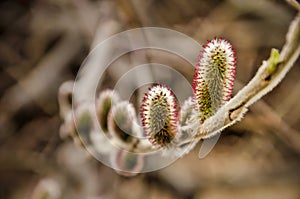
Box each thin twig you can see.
[287,0,300,12]
[251,100,300,153]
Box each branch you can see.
[58,4,300,173]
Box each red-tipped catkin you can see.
[193,38,236,121]
[140,85,178,147]
[96,90,120,133]
[111,149,144,177]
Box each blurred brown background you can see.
[0,0,300,199]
